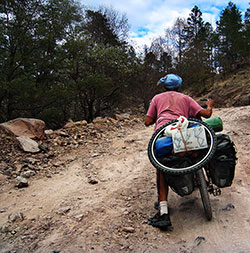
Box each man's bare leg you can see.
[158,170,169,215]
[158,170,169,202]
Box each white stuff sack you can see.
[164,116,188,137]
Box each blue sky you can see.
[79,0,249,51]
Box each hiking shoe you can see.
[148,213,172,228]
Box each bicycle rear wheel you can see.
[148,118,217,175]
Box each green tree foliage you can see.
[159,52,173,73]
[145,2,250,94]
[132,49,161,110]
[215,1,243,72]
[63,38,135,122]
[242,3,250,62]
[99,6,130,42]
[149,37,173,72]
[0,0,83,127]
[178,5,214,90]
[0,1,249,126]
[0,0,134,127]
[171,17,187,64]
[83,9,121,46]
[0,0,40,121]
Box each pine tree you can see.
[215,1,243,72]
[178,5,213,89]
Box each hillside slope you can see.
[202,68,250,107]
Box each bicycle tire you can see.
[197,169,212,220]
[147,118,217,175]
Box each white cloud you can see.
[79,0,250,51]
[128,6,191,51]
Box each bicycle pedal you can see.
[213,188,221,196]
[208,185,221,196]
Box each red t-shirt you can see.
[146,91,203,131]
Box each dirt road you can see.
[0,106,250,253]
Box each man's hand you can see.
[198,98,214,118]
[206,98,214,108]
[145,116,155,126]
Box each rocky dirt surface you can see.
[0,106,249,253]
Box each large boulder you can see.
[0,118,45,140]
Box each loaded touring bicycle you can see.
[147,116,237,220]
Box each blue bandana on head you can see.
[157,74,182,89]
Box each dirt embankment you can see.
[203,68,250,108]
[0,106,250,253]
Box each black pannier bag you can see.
[165,172,194,196]
[208,134,237,188]
[159,155,195,196]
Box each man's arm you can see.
[145,115,155,126]
[145,97,156,126]
[197,99,214,118]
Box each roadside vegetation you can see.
[0,0,249,128]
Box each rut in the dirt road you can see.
[0,106,250,253]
